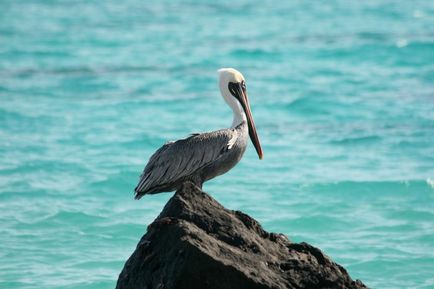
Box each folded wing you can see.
[134,129,236,198]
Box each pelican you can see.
[134,68,263,199]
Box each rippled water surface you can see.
[1,1,434,288]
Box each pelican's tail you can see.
[134,188,146,200]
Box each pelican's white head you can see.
[218,68,263,159]
[218,68,245,120]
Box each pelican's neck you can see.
[219,80,246,128]
[231,107,246,128]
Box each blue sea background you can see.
[1,1,434,288]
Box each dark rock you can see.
[116,182,368,289]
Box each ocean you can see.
[1,1,434,288]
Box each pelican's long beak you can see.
[235,83,263,159]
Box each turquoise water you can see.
[1,1,434,288]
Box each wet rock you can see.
[116,182,368,289]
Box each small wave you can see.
[0,65,169,78]
[330,135,381,145]
[229,48,282,59]
[427,178,434,189]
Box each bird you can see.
[134,68,263,199]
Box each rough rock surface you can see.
[116,182,368,289]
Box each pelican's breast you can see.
[200,121,248,182]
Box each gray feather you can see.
[134,123,246,199]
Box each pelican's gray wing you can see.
[134,128,237,198]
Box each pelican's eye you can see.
[228,82,239,98]
[241,81,246,92]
